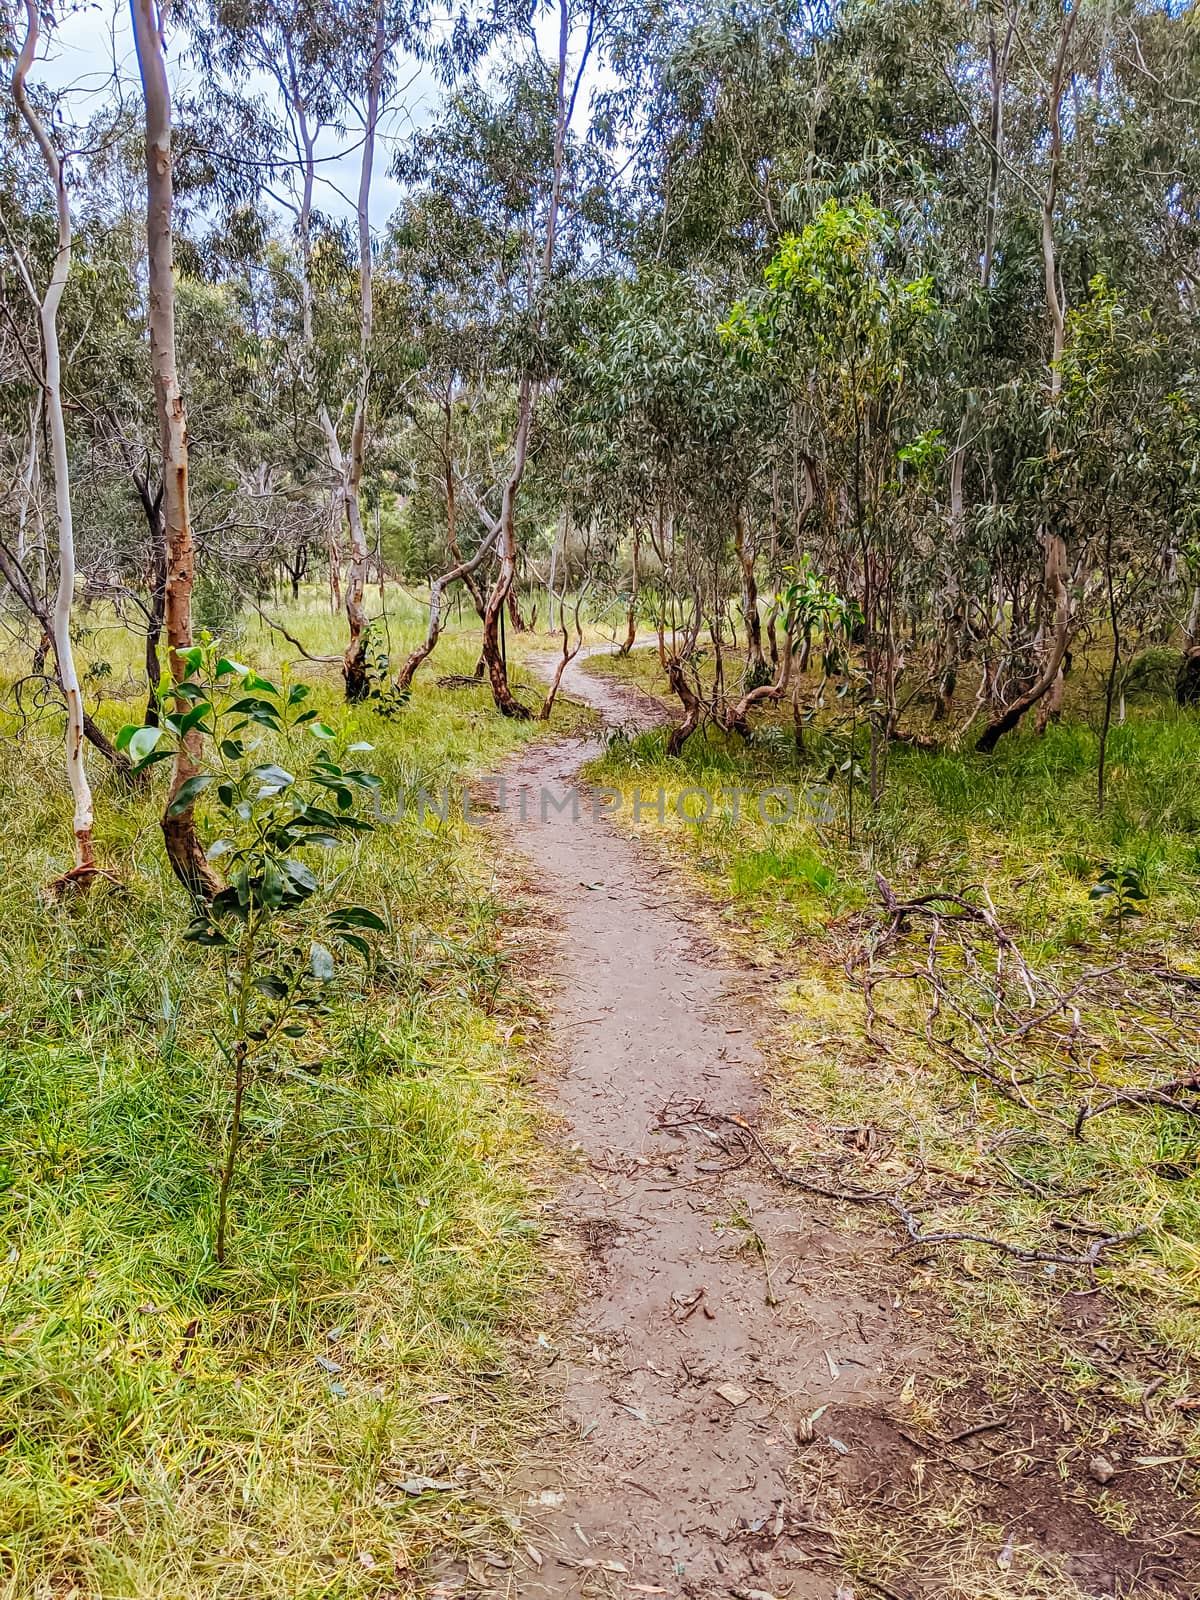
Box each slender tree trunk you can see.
[480,0,587,714]
[733,505,766,678]
[132,472,167,725]
[395,522,501,693]
[620,521,640,655]
[977,2,1077,755]
[131,0,220,899]
[13,1,96,881]
[341,1,385,701]
[480,376,533,718]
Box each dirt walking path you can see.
[433,649,1197,1600]
[489,652,911,1599]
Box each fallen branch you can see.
[1074,1077,1200,1138]
[250,601,342,663]
[655,1099,1143,1277]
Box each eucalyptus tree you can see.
[128,0,222,897]
[190,0,440,697]
[8,1,97,883]
[725,197,939,788]
[397,0,626,717]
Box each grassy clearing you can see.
[582,648,1200,1472]
[0,594,558,1599]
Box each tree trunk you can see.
[481,374,534,719]
[976,530,1070,753]
[977,5,1077,758]
[131,0,220,900]
[733,505,766,679]
[341,1,385,701]
[13,1,96,881]
[395,522,501,693]
[665,656,702,756]
[619,521,640,656]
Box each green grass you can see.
[0,593,560,1598]
[584,649,1200,1469]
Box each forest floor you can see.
[423,645,1200,1600]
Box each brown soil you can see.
[432,649,1200,1600]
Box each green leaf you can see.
[260,858,285,909]
[328,906,387,931]
[334,931,371,958]
[128,726,164,764]
[284,860,319,896]
[166,774,214,816]
[250,763,295,790]
[309,722,337,740]
[310,941,335,980]
[184,920,229,947]
[179,702,213,736]
[253,975,288,1000]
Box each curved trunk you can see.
[480,375,533,719]
[977,531,1070,754]
[665,657,701,756]
[395,522,501,693]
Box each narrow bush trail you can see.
[490,652,910,1599]
[420,650,1200,1600]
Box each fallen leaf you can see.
[398,1477,456,1495]
[825,1349,840,1380]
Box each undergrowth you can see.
[0,593,552,1599]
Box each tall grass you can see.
[0,592,552,1598]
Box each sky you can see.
[30,1,432,225]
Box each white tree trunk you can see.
[12,0,95,876]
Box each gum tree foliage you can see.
[119,645,385,1262]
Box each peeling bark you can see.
[131,0,220,899]
[12,2,96,881]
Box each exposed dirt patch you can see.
[430,649,1199,1600]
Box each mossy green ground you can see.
[584,646,1200,1470]
[0,594,558,1599]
